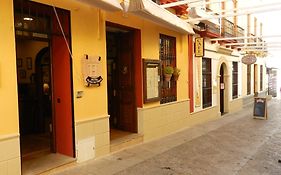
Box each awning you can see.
[76,0,123,12]
[128,0,194,34]
[189,7,220,26]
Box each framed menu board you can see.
[253,97,267,119]
[143,59,161,103]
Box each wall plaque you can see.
[195,37,204,57]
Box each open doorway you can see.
[219,63,226,115]
[14,0,75,174]
[106,23,142,151]
[17,41,52,158]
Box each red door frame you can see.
[188,35,194,113]
[106,22,142,132]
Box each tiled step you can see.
[110,133,143,153]
[22,153,75,175]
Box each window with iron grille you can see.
[232,62,238,99]
[247,64,251,95]
[260,65,263,91]
[160,34,177,104]
[202,57,212,108]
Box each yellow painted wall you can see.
[190,106,219,125]
[0,0,19,135]
[229,98,243,113]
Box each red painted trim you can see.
[188,35,194,113]
[134,30,143,108]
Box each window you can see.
[160,34,177,104]
[202,57,212,108]
[260,65,263,91]
[247,65,251,95]
[232,62,238,99]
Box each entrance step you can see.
[22,153,75,175]
[110,131,143,153]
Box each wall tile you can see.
[7,158,21,175]
[95,145,110,158]
[0,137,20,162]
[94,118,109,134]
[0,161,8,175]
[95,132,109,148]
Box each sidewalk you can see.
[52,99,281,175]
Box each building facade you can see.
[0,0,268,174]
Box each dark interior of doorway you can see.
[220,65,225,115]
[106,24,141,151]
[17,43,53,159]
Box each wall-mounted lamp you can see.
[23,17,33,21]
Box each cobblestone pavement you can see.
[52,99,281,175]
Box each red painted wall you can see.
[188,35,194,113]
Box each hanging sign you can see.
[195,37,204,57]
[242,54,257,65]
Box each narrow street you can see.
[51,98,281,175]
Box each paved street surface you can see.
[52,99,281,175]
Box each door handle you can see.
[57,98,61,103]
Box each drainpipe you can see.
[233,0,237,37]
[188,35,194,113]
[247,14,251,43]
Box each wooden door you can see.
[116,32,137,132]
[51,11,74,157]
[220,66,224,114]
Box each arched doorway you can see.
[219,63,228,115]
[35,47,54,151]
[220,64,225,114]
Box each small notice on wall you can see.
[146,67,159,99]
[253,97,267,120]
[143,59,160,103]
[81,55,102,86]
